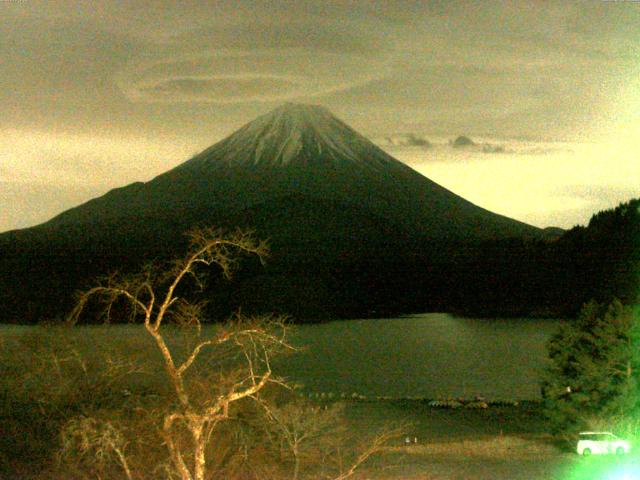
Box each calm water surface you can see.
[279,313,561,400]
[1,313,561,401]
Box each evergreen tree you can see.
[543,300,640,436]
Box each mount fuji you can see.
[0,103,544,322]
[39,103,538,239]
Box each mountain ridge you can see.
[41,103,539,240]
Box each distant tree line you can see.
[0,198,637,323]
[267,197,639,320]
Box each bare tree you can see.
[67,227,401,480]
[329,427,402,480]
[60,416,133,480]
[69,227,291,480]
[262,399,404,480]
[263,401,345,480]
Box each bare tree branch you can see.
[67,227,289,480]
[331,426,404,480]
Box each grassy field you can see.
[342,400,640,479]
[344,401,561,479]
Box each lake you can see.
[0,313,561,401]
[280,313,561,401]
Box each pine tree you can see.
[543,300,640,436]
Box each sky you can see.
[1,0,639,232]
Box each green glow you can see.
[557,456,640,480]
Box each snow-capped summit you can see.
[178,103,398,171]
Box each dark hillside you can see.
[0,104,582,323]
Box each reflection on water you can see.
[278,313,561,400]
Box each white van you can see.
[577,432,631,456]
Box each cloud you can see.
[115,19,393,104]
[385,138,576,161]
[375,133,431,148]
[117,51,390,104]
[138,75,305,103]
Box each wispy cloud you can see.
[114,16,394,104]
[116,48,390,104]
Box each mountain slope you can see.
[0,103,543,323]
[44,103,538,240]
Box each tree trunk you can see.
[193,425,206,480]
[293,444,300,480]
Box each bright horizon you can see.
[1,125,639,233]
